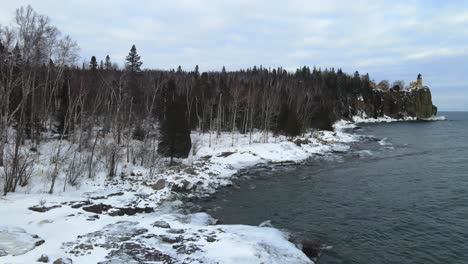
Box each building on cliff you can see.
[410,74,424,89]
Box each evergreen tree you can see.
[158,80,192,164]
[125,45,144,113]
[10,44,23,123]
[276,102,302,137]
[104,55,112,70]
[125,45,143,73]
[89,56,97,70]
[55,67,70,134]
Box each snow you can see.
[351,114,446,123]
[0,111,447,263]
[0,226,42,256]
[422,115,446,121]
[1,129,360,263]
[352,115,416,123]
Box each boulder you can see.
[108,206,154,217]
[29,205,61,213]
[167,228,185,234]
[82,203,113,214]
[152,221,171,229]
[37,254,49,262]
[171,179,196,193]
[300,239,324,259]
[150,179,166,190]
[53,258,73,264]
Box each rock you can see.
[86,215,100,221]
[35,239,45,246]
[150,179,166,190]
[53,258,73,264]
[107,206,154,216]
[89,192,124,200]
[217,151,236,157]
[294,138,311,146]
[166,194,177,202]
[29,205,61,213]
[356,86,437,120]
[184,167,197,175]
[301,240,324,259]
[64,221,149,258]
[70,200,91,209]
[173,243,202,255]
[0,226,45,256]
[0,248,7,257]
[38,220,54,225]
[205,236,216,242]
[171,179,196,193]
[37,254,49,262]
[97,242,174,263]
[200,155,212,160]
[152,221,171,229]
[289,236,328,261]
[82,203,112,214]
[159,235,181,244]
[167,228,185,234]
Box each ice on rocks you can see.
[0,226,44,256]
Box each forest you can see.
[1,6,395,195]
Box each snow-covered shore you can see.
[0,116,444,263]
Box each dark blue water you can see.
[198,112,468,264]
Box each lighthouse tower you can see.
[416,73,423,87]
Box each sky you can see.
[1,0,467,111]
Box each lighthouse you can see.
[416,73,423,87]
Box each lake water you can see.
[197,112,468,264]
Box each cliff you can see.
[350,86,437,121]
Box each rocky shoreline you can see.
[0,112,444,264]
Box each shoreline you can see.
[0,115,445,263]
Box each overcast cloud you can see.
[1,0,467,110]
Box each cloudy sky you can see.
[1,0,467,110]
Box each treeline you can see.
[1,6,383,194]
[0,6,380,159]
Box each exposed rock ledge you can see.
[353,87,437,121]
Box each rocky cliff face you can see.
[352,86,437,120]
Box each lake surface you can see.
[197,112,468,264]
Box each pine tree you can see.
[10,44,23,123]
[276,102,301,137]
[194,65,200,79]
[125,45,144,113]
[104,55,112,70]
[56,67,70,134]
[125,45,143,73]
[89,56,97,70]
[158,80,192,165]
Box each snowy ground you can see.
[0,116,442,263]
